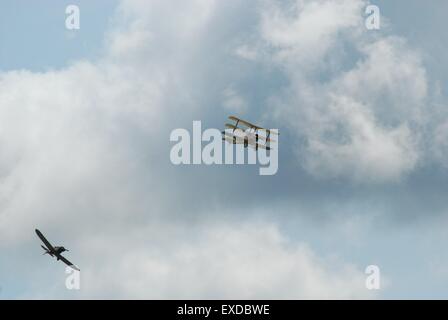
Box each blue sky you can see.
[0,0,117,71]
[1,0,448,299]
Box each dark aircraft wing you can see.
[35,229,56,253]
[58,254,80,271]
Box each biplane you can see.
[222,116,278,150]
[35,229,80,271]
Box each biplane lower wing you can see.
[223,132,272,150]
[222,131,245,144]
[222,136,245,145]
[248,141,271,150]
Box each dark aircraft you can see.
[35,229,80,271]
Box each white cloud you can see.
[335,37,427,124]
[0,0,372,299]
[0,60,167,243]
[234,45,258,61]
[261,0,365,69]
[256,0,429,182]
[433,120,448,167]
[304,95,419,182]
[4,0,448,299]
[222,86,248,113]
[73,221,371,299]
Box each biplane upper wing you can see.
[35,229,56,253]
[58,255,80,271]
[228,116,279,135]
[225,123,240,130]
[229,116,261,130]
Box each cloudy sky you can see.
[1,0,448,299]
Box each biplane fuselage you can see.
[222,129,257,147]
